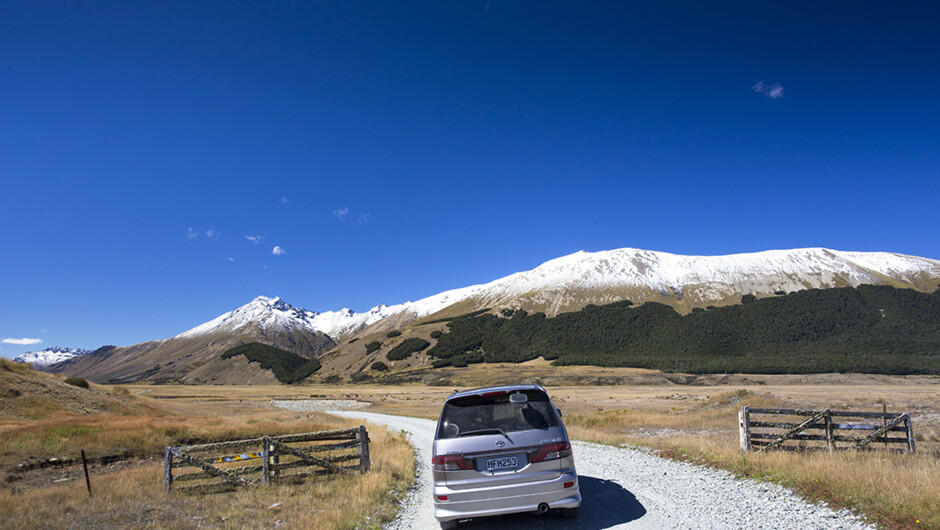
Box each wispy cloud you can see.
[333,207,370,226]
[752,80,785,100]
[281,196,289,205]
[228,257,235,262]
[272,246,286,256]
[187,228,219,240]
[245,234,264,244]
[3,337,42,345]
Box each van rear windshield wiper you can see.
[458,428,510,439]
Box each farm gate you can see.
[164,426,370,493]
[739,407,915,453]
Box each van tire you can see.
[440,520,458,530]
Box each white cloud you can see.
[245,234,264,244]
[355,213,371,226]
[3,337,43,345]
[332,207,349,219]
[281,196,289,204]
[272,246,286,256]
[752,80,785,99]
[766,83,785,99]
[228,257,235,262]
[187,228,219,240]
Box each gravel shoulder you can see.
[329,411,872,530]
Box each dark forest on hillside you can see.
[426,285,940,374]
[221,343,321,384]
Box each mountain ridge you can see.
[14,347,91,368]
[46,247,940,384]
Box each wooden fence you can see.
[164,426,370,494]
[739,407,915,454]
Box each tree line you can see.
[426,285,940,374]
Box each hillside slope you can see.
[0,359,160,420]
[49,297,336,384]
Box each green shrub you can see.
[365,341,382,354]
[64,377,90,389]
[426,285,940,375]
[386,330,402,338]
[371,361,389,371]
[221,343,321,384]
[387,338,431,361]
[430,330,442,339]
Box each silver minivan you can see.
[432,385,581,529]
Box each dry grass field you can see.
[3,359,939,528]
[0,361,415,529]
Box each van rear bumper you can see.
[433,470,581,522]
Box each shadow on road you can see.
[457,475,646,529]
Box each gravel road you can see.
[330,411,872,530]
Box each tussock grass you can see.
[0,412,354,466]
[0,426,414,529]
[566,391,940,529]
[0,358,32,375]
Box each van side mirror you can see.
[557,408,563,417]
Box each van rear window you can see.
[437,389,559,439]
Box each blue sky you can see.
[2,1,939,357]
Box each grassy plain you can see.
[3,360,938,528]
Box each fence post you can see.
[905,414,916,454]
[81,449,92,496]
[738,407,751,452]
[262,437,271,485]
[163,447,173,493]
[358,425,371,473]
[825,410,834,452]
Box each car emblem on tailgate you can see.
[495,440,505,447]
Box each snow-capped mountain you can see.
[400,247,940,316]
[47,247,940,385]
[175,296,404,341]
[183,248,940,342]
[15,347,90,368]
[313,247,940,328]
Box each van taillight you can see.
[529,442,572,463]
[432,454,473,471]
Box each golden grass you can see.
[0,425,414,529]
[565,390,940,529]
[0,358,32,375]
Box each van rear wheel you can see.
[440,520,458,530]
[559,507,579,519]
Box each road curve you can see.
[330,411,871,530]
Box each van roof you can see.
[446,384,547,401]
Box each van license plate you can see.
[486,456,517,471]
